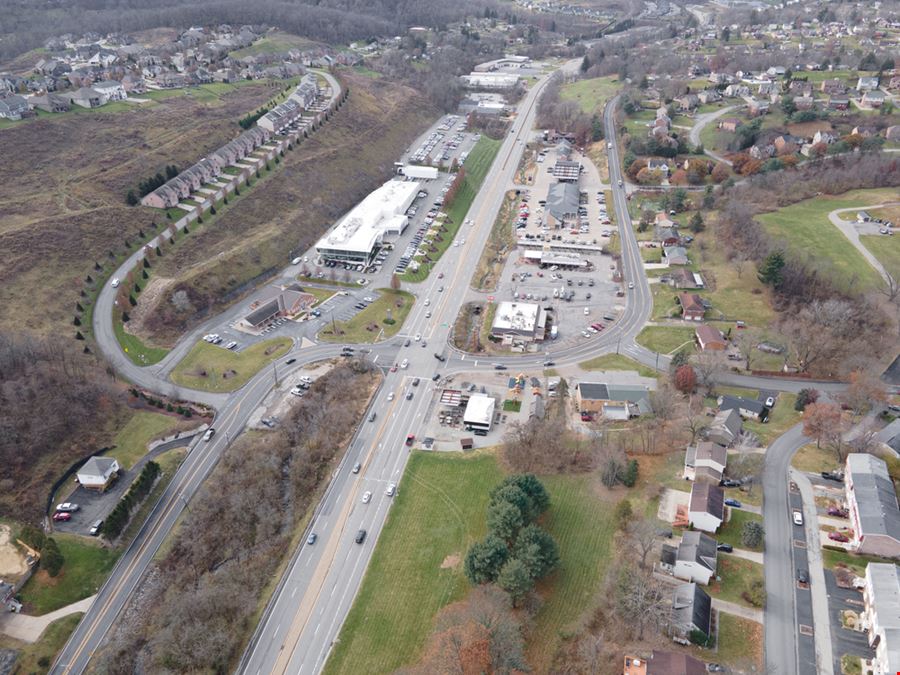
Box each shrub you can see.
[41,537,64,577]
[741,520,765,548]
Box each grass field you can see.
[757,189,899,290]
[19,534,119,614]
[635,326,695,355]
[860,233,900,279]
[578,353,658,378]
[324,452,503,675]
[714,613,763,671]
[559,76,619,114]
[821,547,897,577]
[319,289,414,343]
[707,555,764,608]
[229,32,318,58]
[402,136,502,282]
[791,443,840,474]
[716,510,764,552]
[108,410,189,469]
[115,318,170,366]
[170,337,291,391]
[325,453,621,674]
[0,613,83,673]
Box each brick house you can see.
[679,293,706,321]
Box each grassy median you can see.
[579,353,658,378]
[170,337,291,392]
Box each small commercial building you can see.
[240,284,317,330]
[551,159,581,182]
[490,301,548,344]
[77,456,121,491]
[845,454,900,559]
[315,179,419,265]
[575,382,652,418]
[463,394,496,434]
[521,250,591,270]
[544,182,580,228]
[461,72,520,89]
[861,563,900,674]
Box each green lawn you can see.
[707,554,764,608]
[757,189,898,291]
[503,399,522,412]
[108,411,185,470]
[791,443,840,474]
[559,76,619,114]
[170,337,291,392]
[821,547,898,577]
[319,289,414,343]
[402,136,501,282]
[325,454,620,675]
[635,326,695,355]
[302,286,337,306]
[229,33,318,58]
[324,452,503,675]
[714,613,763,671]
[0,613,83,673]
[578,353,658,378]
[716,510,764,552]
[860,234,900,279]
[18,534,119,614]
[115,319,170,366]
[712,386,799,446]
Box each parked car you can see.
[828,532,849,542]
[724,498,742,508]
[89,519,103,536]
[52,512,71,522]
[56,502,79,513]
[765,396,775,408]
[716,543,733,553]
[720,479,741,488]
[821,471,844,483]
[797,568,809,584]
[792,510,804,526]
[827,506,849,518]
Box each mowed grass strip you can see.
[108,411,190,470]
[716,510,764,552]
[578,353,658,378]
[860,233,900,279]
[559,75,620,114]
[324,452,503,675]
[713,613,763,671]
[170,337,291,392]
[706,554,764,608]
[19,534,119,614]
[636,325,695,355]
[403,136,502,282]
[319,289,414,343]
[757,188,898,290]
[115,318,170,366]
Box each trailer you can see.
[398,164,439,180]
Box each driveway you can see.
[688,104,741,166]
[827,204,898,284]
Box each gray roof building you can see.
[672,582,712,637]
[846,453,900,557]
[544,182,580,225]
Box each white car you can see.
[584,307,590,315]
[362,491,372,504]
[292,257,302,265]
[386,483,396,497]
[400,359,409,369]
[56,502,79,513]
[424,299,430,306]
[628,282,634,289]
[792,510,803,526]
[110,278,120,288]
[414,333,421,342]
[387,392,395,401]
[203,428,215,442]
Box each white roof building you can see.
[464,394,495,432]
[862,563,900,675]
[77,456,120,491]
[315,179,419,264]
[461,72,521,89]
[490,301,548,343]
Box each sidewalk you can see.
[711,597,763,623]
[792,468,836,675]
[728,548,764,565]
[0,595,94,643]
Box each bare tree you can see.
[693,350,726,393]
[611,563,669,640]
[627,518,660,570]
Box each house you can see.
[851,126,877,139]
[885,126,900,142]
[845,454,900,559]
[718,395,767,421]
[695,325,726,351]
[794,95,815,111]
[688,482,725,532]
[724,84,750,98]
[30,92,70,113]
[647,159,670,176]
[240,284,317,330]
[820,78,846,95]
[813,130,837,146]
[0,94,30,120]
[68,86,105,108]
[862,90,886,108]
[890,76,900,91]
[748,99,769,116]
[706,408,742,447]
[668,268,704,289]
[575,382,652,418]
[697,89,721,105]
[92,79,126,101]
[856,76,880,92]
[671,582,713,638]
[757,81,776,97]
[860,563,900,674]
[655,226,680,247]
[76,456,121,491]
[623,651,707,675]
[141,184,181,209]
[684,442,728,483]
[678,293,705,321]
[674,94,699,111]
[670,531,718,584]
[774,134,803,155]
[664,246,690,267]
[830,96,850,110]
[718,118,742,133]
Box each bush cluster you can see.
[102,461,160,539]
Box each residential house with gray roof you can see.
[845,454,900,558]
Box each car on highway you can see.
[412,377,420,387]
[89,519,103,536]
[607,142,612,149]
[406,390,414,400]
[404,338,411,347]
[387,392,395,401]
[424,299,430,306]
[434,353,445,362]
[792,510,804,526]
[438,272,444,279]
[627,282,634,289]
[432,373,440,381]
[724,498,742,508]
[400,359,409,369]
[544,361,555,366]
[352,462,361,474]
[494,364,507,370]
[56,502,79,513]
[111,277,120,288]
[355,530,366,544]
[52,511,72,522]
[362,491,372,504]
[292,257,302,265]
[828,532,849,542]
[414,333,421,342]
[405,434,415,447]
[386,483,396,497]
[307,533,317,545]
[203,428,215,441]
[369,411,377,422]
[390,364,398,372]
[286,358,296,365]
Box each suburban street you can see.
[54,57,853,675]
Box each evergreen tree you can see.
[758,251,786,287]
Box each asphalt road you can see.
[54,59,848,675]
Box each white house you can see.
[688,481,725,533]
[92,80,127,102]
[672,531,718,585]
[684,441,727,482]
[861,563,900,675]
[76,456,120,491]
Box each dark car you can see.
[412,377,420,387]
[494,364,507,370]
[432,373,440,381]
[405,434,415,447]
[406,391,413,400]
[355,529,366,544]
[434,353,446,362]
[716,543,733,553]
[797,569,809,584]
[724,498,742,508]
[544,361,555,367]
[720,479,741,488]
[821,471,844,483]
[286,358,297,365]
